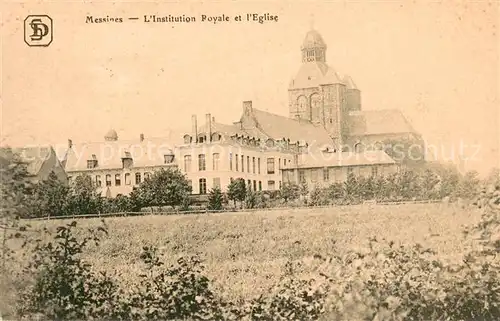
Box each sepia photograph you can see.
[1,1,499,320]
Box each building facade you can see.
[282,150,399,191]
[288,29,421,151]
[63,130,177,197]
[61,28,422,198]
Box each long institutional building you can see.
[63,29,422,198]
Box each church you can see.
[63,28,421,197]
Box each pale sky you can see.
[1,1,499,174]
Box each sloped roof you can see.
[347,109,417,136]
[0,146,66,181]
[289,62,343,89]
[6,146,52,176]
[64,138,176,172]
[302,29,327,49]
[291,150,396,169]
[196,121,245,138]
[192,108,334,149]
[251,108,333,147]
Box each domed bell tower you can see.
[301,30,327,63]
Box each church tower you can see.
[288,29,361,149]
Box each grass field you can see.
[26,203,482,302]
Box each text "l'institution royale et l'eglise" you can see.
[144,14,279,24]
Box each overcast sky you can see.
[1,1,499,174]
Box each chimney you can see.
[139,133,144,142]
[206,113,212,142]
[243,100,252,114]
[68,139,73,149]
[191,115,198,143]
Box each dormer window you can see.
[266,139,275,148]
[183,135,192,144]
[164,154,175,164]
[87,154,98,169]
[122,152,133,169]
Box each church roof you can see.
[302,29,327,49]
[195,107,334,148]
[347,109,417,136]
[342,74,358,90]
[290,150,396,169]
[197,121,245,138]
[251,108,333,147]
[289,62,343,89]
[64,137,176,172]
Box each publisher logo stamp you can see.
[24,15,53,47]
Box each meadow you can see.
[28,202,481,302]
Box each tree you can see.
[419,169,440,200]
[0,148,32,219]
[396,170,420,200]
[207,187,223,211]
[436,164,461,199]
[343,172,360,203]
[455,170,481,200]
[227,178,246,208]
[67,174,103,215]
[133,168,191,210]
[485,167,500,188]
[102,194,133,213]
[309,185,330,206]
[279,183,300,203]
[28,171,71,218]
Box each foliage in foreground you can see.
[1,182,499,321]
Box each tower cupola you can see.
[301,29,327,63]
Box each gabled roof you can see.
[193,108,334,149]
[196,121,245,138]
[251,108,334,147]
[347,109,417,136]
[289,62,343,89]
[0,146,67,182]
[302,29,327,49]
[64,138,176,172]
[290,150,396,169]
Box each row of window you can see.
[194,178,281,194]
[71,172,152,187]
[296,166,382,183]
[183,153,290,175]
[86,154,175,170]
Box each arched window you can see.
[297,95,308,114]
[183,134,192,144]
[115,174,121,186]
[199,178,207,194]
[211,133,221,142]
[310,93,321,122]
[144,172,151,180]
[105,174,112,186]
[95,175,102,187]
[124,173,131,185]
[374,141,384,151]
[354,143,363,153]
